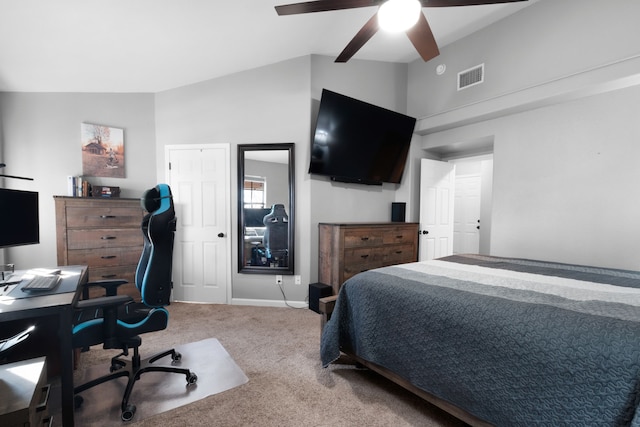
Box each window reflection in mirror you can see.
[238,143,294,274]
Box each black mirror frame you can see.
[237,143,295,275]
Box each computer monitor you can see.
[0,188,40,248]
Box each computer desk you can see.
[0,265,87,427]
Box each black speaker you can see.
[308,282,332,313]
[391,202,406,222]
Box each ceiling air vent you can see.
[457,64,484,90]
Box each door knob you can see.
[217,232,225,238]
[421,230,429,235]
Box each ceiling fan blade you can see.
[421,0,528,7]
[335,14,380,63]
[406,12,440,62]
[275,0,378,16]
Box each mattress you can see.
[320,254,640,426]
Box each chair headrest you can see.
[141,184,172,214]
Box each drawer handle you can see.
[100,215,117,219]
[396,235,404,239]
[36,383,51,412]
[101,236,116,240]
[360,254,369,259]
[360,237,369,241]
[101,274,117,279]
[395,250,403,254]
[101,255,117,259]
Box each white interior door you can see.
[166,144,230,303]
[453,174,481,254]
[419,159,456,261]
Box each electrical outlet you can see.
[276,275,283,285]
[294,275,301,285]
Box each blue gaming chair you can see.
[72,184,197,422]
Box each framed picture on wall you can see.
[81,123,125,178]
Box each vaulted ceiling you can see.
[0,0,537,92]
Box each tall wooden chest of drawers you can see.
[318,222,419,294]
[54,196,144,300]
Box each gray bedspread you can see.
[320,255,640,426]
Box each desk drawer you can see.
[66,206,142,228]
[68,247,141,267]
[67,229,143,250]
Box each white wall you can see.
[423,86,640,269]
[307,55,412,280]
[408,0,640,123]
[154,56,312,303]
[406,0,640,270]
[154,55,413,302]
[0,92,156,270]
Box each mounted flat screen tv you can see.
[0,188,40,248]
[309,89,416,185]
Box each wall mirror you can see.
[238,143,295,275]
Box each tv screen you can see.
[0,188,40,248]
[309,89,416,185]
[244,208,272,228]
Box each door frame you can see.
[164,143,232,304]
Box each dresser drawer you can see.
[342,264,371,283]
[89,265,137,282]
[319,222,419,294]
[87,266,139,299]
[66,206,142,228]
[383,227,417,245]
[343,229,384,248]
[382,244,416,264]
[68,247,141,267]
[67,228,143,250]
[344,246,385,265]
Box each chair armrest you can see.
[82,279,129,298]
[75,294,133,311]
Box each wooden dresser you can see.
[54,196,144,300]
[318,222,419,294]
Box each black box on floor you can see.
[308,283,332,313]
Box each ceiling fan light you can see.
[378,0,421,33]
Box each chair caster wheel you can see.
[187,372,198,385]
[74,395,84,409]
[172,351,182,362]
[121,404,136,422]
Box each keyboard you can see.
[21,274,61,291]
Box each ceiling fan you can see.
[275,0,528,63]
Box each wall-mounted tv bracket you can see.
[0,163,33,181]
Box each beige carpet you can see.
[63,303,467,427]
[73,338,248,424]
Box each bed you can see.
[320,254,640,426]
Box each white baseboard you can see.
[231,298,308,309]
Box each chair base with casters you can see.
[74,334,198,422]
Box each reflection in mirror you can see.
[238,143,295,274]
